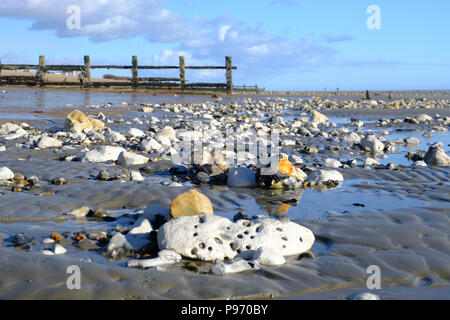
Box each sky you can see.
[0,0,449,91]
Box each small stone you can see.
[67,206,91,218]
[13,233,34,247]
[37,136,62,149]
[96,170,111,181]
[75,239,101,251]
[12,186,23,192]
[64,109,105,133]
[117,151,149,166]
[0,167,14,180]
[75,233,88,241]
[51,177,66,186]
[129,217,152,236]
[227,167,256,188]
[50,232,62,242]
[54,244,67,255]
[278,155,307,180]
[360,136,385,153]
[129,171,144,181]
[347,292,380,300]
[305,169,344,185]
[169,189,213,219]
[311,110,328,124]
[13,172,25,180]
[423,143,450,166]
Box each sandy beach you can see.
[0,87,449,300]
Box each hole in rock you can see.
[250,236,255,239]
[230,242,238,251]
[199,217,205,223]
[299,237,303,242]
[246,245,251,250]
[256,226,263,233]
[242,221,251,227]
[199,243,205,249]
[214,237,223,244]
[193,233,198,237]
[244,231,249,235]
[237,249,242,254]
[281,236,288,241]
[191,248,198,255]
[276,227,283,232]
[237,234,243,239]
[208,247,212,251]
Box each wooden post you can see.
[37,55,46,87]
[179,56,185,91]
[226,56,233,94]
[84,55,91,88]
[132,55,138,89]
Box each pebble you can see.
[169,189,213,218]
[227,167,256,188]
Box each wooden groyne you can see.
[0,55,238,94]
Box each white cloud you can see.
[218,25,231,42]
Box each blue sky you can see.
[0,0,449,90]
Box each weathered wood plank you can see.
[132,56,138,88]
[84,55,91,88]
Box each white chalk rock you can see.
[364,157,380,167]
[54,244,67,255]
[36,136,62,149]
[158,215,315,262]
[129,217,152,237]
[306,169,344,184]
[5,129,28,140]
[107,232,150,253]
[227,167,257,188]
[360,136,385,153]
[129,170,144,181]
[423,143,450,166]
[405,137,420,145]
[128,127,145,138]
[343,132,361,144]
[412,160,427,167]
[107,233,133,252]
[81,146,126,163]
[117,151,149,165]
[1,123,28,140]
[67,206,90,218]
[105,129,126,143]
[0,167,14,180]
[141,107,154,113]
[159,126,177,141]
[140,138,162,153]
[210,257,261,275]
[347,292,380,300]
[127,250,182,269]
[323,158,341,168]
[416,114,433,122]
[156,134,171,147]
[253,246,286,266]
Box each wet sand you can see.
[0,88,449,299]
